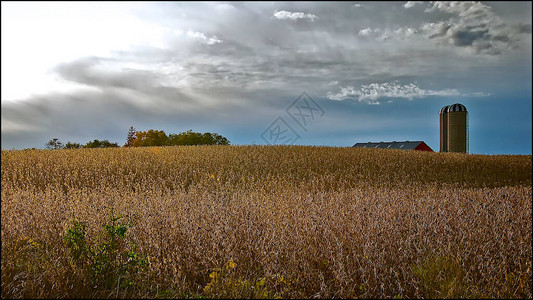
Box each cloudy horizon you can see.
[2,1,531,154]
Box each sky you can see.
[2,1,531,154]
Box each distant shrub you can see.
[45,138,63,149]
[64,142,83,149]
[167,130,230,146]
[130,129,230,146]
[83,139,119,148]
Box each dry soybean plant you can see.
[1,146,531,298]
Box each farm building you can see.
[353,141,434,152]
[439,103,468,153]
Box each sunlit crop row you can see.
[1,146,531,298]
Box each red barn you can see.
[352,141,434,152]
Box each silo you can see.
[446,103,468,153]
[439,105,449,152]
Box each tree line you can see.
[45,127,230,149]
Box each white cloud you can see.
[403,1,423,9]
[326,82,463,103]
[469,92,491,97]
[358,26,417,40]
[186,30,222,45]
[0,1,171,101]
[358,27,379,36]
[273,10,317,21]
[358,27,372,36]
[395,27,417,36]
[423,1,489,14]
[216,3,234,11]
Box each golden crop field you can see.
[1,146,531,298]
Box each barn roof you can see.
[353,141,428,150]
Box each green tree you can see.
[132,132,145,147]
[146,129,168,146]
[166,130,230,146]
[210,132,230,145]
[45,138,63,149]
[131,129,168,147]
[64,142,82,149]
[83,139,119,148]
[133,129,230,147]
[124,126,137,147]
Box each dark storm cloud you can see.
[513,23,532,34]
[53,56,229,115]
[450,28,489,47]
[427,23,451,39]
[55,57,158,91]
[411,1,532,55]
[1,83,268,149]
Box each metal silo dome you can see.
[440,105,450,114]
[446,103,467,112]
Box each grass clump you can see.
[413,255,466,298]
[202,260,290,299]
[63,210,147,295]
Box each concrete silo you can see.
[439,105,449,152]
[439,103,468,153]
